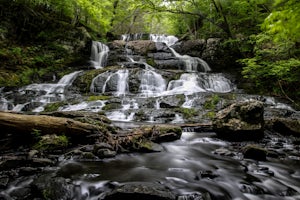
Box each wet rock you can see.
[56,162,85,178]
[32,176,75,200]
[195,170,219,180]
[0,175,9,189]
[212,100,264,141]
[103,182,176,200]
[242,145,267,161]
[151,125,182,142]
[269,118,300,137]
[154,59,185,70]
[9,186,31,199]
[126,40,157,55]
[172,39,206,57]
[133,140,164,153]
[80,152,97,159]
[95,149,116,158]
[177,192,210,200]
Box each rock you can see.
[212,100,264,141]
[103,182,176,200]
[95,149,117,158]
[126,40,157,55]
[151,125,182,142]
[195,170,219,180]
[269,118,300,137]
[56,162,85,178]
[133,140,164,153]
[172,39,206,57]
[32,176,75,200]
[242,145,267,161]
[0,175,9,189]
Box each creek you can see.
[0,34,299,200]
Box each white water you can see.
[115,69,129,96]
[59,100,107,112]
[166,73,206,95]
[139,69,167,97]
[14,71,82,112]
[91,41,109,69]
[150,34,178,46]
[150,34,211,72]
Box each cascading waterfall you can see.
[115,69,129,96]
[14,70,82,112]
[166,73,206,95]
[150,34,178,46]
[139,69,167,97]
[201,73,234,93]
[150,34,211,72]
[91,69,129,96]
[91,41,109,69]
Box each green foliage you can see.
[263,0,300,43]
[204,95,220,110]
[205,111,216,119]
[31,129,42,142]
[175,107,198,119]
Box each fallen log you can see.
[0,112,182,153]
[0,111,110,150]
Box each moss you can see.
[102,103,122,111]
[43,102,67,112]
[33,134,69,151]
[176,94,186,105]
[87,95,111,101]
[156,125,182,136]
[204,94,220,110]
[205,111,216,119]
[146,58,156,67]
[175,107,198,119]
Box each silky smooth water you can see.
[70,132,300,200]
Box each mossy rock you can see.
[43,102,68,112]
[102,102,122,111]
[87,95,111,101]
[33,134,69,151]
[73,66,121,93]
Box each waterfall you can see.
[149,34,178,46]
[139,69,167,97]
[201,73,233,93]
[91,69,129,96]
[17,71,82,112]
[122,33,145,41]
[150,34,211,72]
[115,69,129,96]
[91,41,109,69]
[166,73,206,95]
[168,46,211,72]
[182,95,194,108]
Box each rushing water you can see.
[61,131,300,200]
[91,41,109,69]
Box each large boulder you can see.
[212,100,264,141]
[267,118,300,137]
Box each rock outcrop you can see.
[212,100,264,141]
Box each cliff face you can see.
[0,1,92,87]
